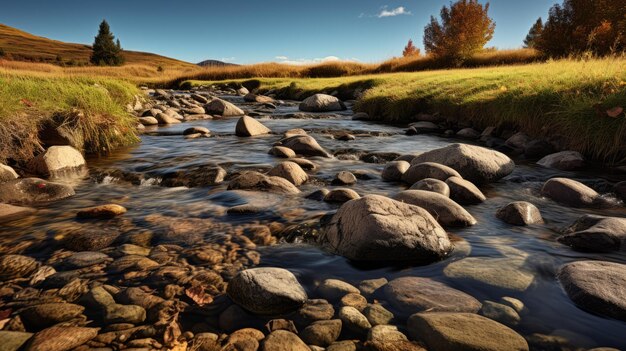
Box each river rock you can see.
[0,203,36,223]
[445,176,486,205]
[63,251,110,268]
[76,204,127,219]
[537,151,585,171]
[267,162,308,186]
[323,188,360,203]
[205,98,245,116]
[505,132,531,150]
[280,135,331,158]
[401,162,461,184]
[183,126,210,135]
[496,201,543,226]
[410,121,440,133]
[296,299,335,326]
[341,293,367,311]
[24,326,98,351]
[384,277,481,318]
[155,112,181,124]
[28,146,86,178]
[299,94,346,112]
[338,306,371,335]
[409,178,450,196]
[244,93,275,103]
[0,331,33,351]
[367,325,408,343]
[0,254,38,281]
[558,260,626,321]
[363,303,394,326]
[541,178,602,208]
[104,303,146,324]
[227,267,308,315]
[407,312,529,351]
[290,158,317,171]
[381,161,410,182]
[444,257,534,291]
[228,171,300,194]
[317,279,360,301]
[410,144,515,184]
[0,178,75,204]
[319,195,451,261]
[261,330,309,351]
[558,215,626,252]
[62,227,120,251]
[332,171,356,185]
[307,189,330,201]
[160,164,227,187]
[393,190,476,227]
[0,163,18,182]
[300,319,342,347]
[138,116,158,125]
[479,300,520,326]
[268,146,295,158]
[20,303,85,330]
[236,116,271,136]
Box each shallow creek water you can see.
[2,94,626,349]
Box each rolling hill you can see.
[0,23,197,69]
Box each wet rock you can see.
[155,112,181,124]
[401,162,461,185]
[410,121,440,133]
[191,93,209,104]
[410,143,515,184]
[280,135,331,158]
[290,158,317,171]
[505,132,531,150]
[261,330,309,351]
[445,176,486,205]
[358,278,388,298]
[104,303,146,324]
[363,304,394,326]
[317,279,360,301]
[479,300,520,326]
[496,201,543,226]
[0,331,33,351]
[299,94,346,112]
[0,178,75,204]
[28,146,86,178]
[236,116,272,136]
[501,297,524,314]
[268,146,295,158]
[381,161,410,182]
[283,128,308,138]
[541,178,603,208]
[227,267,307,315]
[76,204,127,219]
[63,251,110,268]
[183,126,210,135]
[327,340,358,351]
[361,152,401,164]
[0,254,38,281]
[332,171,357,185]
[384,277,481,318]
[338,306,371,335]
[160,165,227,187]
[407,312,529,351]
[0,203,36,223]
[558,215,626,252]
[341,293,367,311]
[409,178,450,196]
[108,255,159,273]
[558,260,626,321]
[393,190,477,228]
[319,195,451,261]
[323,188,360,203]
[537,151,584,171]
[24,326,98,351]
[62,228,120,251]
[0,163,19,182]
[456,128,480,139]
[337,133,356,141]
[444,257,534,291]
[244,93,275,103]
[267,162,308,186]
[295,299,335,326]
[138,116,158,126]
[20,303,85,330]
[116,287,165,310]
[367,325,408,343]
[306,189,330,201]
[205,98,245,117]
[301,319,342,347]
[228,171,300,194]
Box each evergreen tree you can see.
[90,20,124,66]
[524,18,543,48]
[402,39,420,57]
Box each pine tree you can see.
[524,18,543,48]
[90,20,125,66]
[402,39,420,57]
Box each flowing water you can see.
[2,94,626,349]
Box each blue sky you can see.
[1,0,558,64]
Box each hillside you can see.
[0,23,196,69]
[197,59,237,67]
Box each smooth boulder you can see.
[299,94,346,112]
[381,161,410,182]
[445,176,486,205]
[558,215,626,252]
[393,190,477,227]
[410,144,515,184]
[496,201,543,226]
[409,178,450,197]
[205,98,245,116]
[319,195,452,262]
[228,171,300,194]
[541,178,602,208]
[401,162,461,185]
[280,135,331,158]
[235,116,271,137]
[0,178,75,204]
[267,162,308,186]
[323,188,360,203]
[537,151,584,171]
[28,146,86,177]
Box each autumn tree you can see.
[524,18,543,48]
[403,39,420,57]
[90,20,125,66]
[423,0,495,63]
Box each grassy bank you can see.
[0,70,140,164]
[186,57,626,163]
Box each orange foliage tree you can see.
[402,39,420,57]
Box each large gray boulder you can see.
[402,162,461,184]
[0,178,75,204]
[319,195,452,262]
[410,144,515,184]
[28,146,86,178]
[393,190,476,227]
[228,171,300,194]
[558,215,626,252]
[537,151,584,171]
[558,260,626,321]
[205,98,245,117]
[280,135,331,158]
[299,94,346,112]
[235,116,271,137]
[541,178,603,208]
[227,267,308,315]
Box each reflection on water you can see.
[2,100,626,348]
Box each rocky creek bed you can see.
[0,87,625,351]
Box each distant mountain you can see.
[197,59,238,67]
[0,23,196,68]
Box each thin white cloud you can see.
[220,57,236,62]
[377,6,412,18]
[275,56,359,65]
[275,55,289,60]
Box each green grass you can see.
[187,57,626,163]
[0,72,140,163]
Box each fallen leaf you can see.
[185,285,213,306]
[607,106,624,118]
